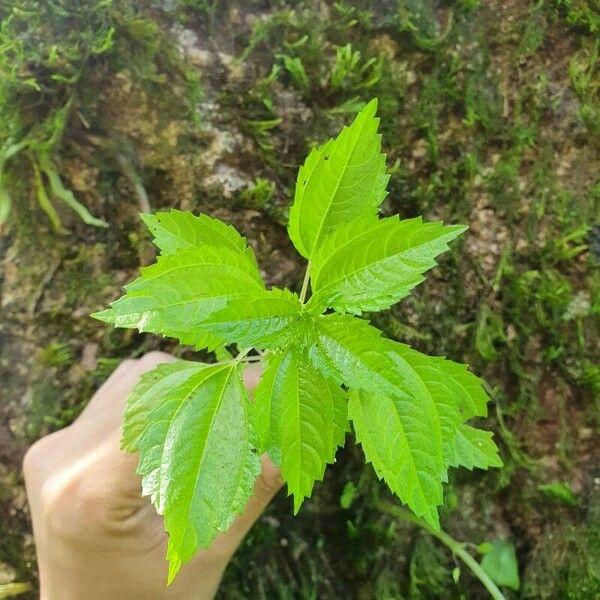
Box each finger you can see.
[52,352,177,505]
[75,352,176,426]
[242,362,263,393]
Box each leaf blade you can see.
[92,246,265,350]
[253,347,348,513]
[310,216,467,314]
[349,388,442,529]
[123,361,261,583]
[199,288,302,350]
[141,210,257,267]
[308,314,445,527]
[287,99,388,258]
[386,343,500,472]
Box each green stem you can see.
[213,355,261,367]
[235,347,254,364]
[376,501,506,600]
[0,582,32,597]
[299,263,311,303]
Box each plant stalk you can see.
[213,355,262,367]
[235,347,254,363]
[376,501,506,600]
[299,263,312,303]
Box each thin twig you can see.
[376,501,506,600]
[117,154,151,214]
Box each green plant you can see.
[93,99,501,583]
[378,502,506,600]
[480,540,520,592]
[0,582,32,599]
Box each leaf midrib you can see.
[139,257,262,285]
[169,365,245,558]
[313,224,434,297]
[306,114,374,256]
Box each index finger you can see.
[75,352,176,429]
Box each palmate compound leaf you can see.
[122,360,261,583]
[92,98,502,585]
[198,288,303,350]
[92,244,265,350]
[253,347,348,513]
[308,216,467,314]
[287,98,389,259]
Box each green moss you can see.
[555,0,600,32]
[569,39,600,136]
[0,0,200,229]
[408,535,453,598]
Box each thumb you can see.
[248,454,285,513]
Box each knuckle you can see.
[139,351,174,369]
[42,476,78,532]
[255,468,284,498]
[22,429,66,482]
[42,469,106,539]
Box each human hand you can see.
[23,352,283,600]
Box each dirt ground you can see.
[1,1,599,598]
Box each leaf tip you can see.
[292,493,304,515]
[166,558,181,586]
[364,97,378,113]
[448,223,469,238]
[90,308,114,323]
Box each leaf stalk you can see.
[376,501,506,600]
[299,263,311,303]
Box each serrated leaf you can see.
[123,360,261,583]
[451,425,503,470]
[288,99,389,259]
[90,100,503,582]
[309,216,467,314]
[307,314,445,527]
[122,360,206,451]
[385,343,500,471]
[141,210,260,271]
[253,348,348,513]
[349,388,443,529]
[307,316,498,525]
[307,314,416,398]
[92,246,265,350]
[200,288,302,350]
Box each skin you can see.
[23,351,283,600]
